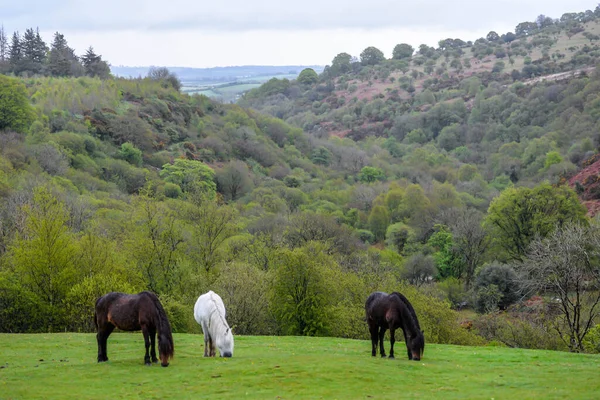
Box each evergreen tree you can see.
[34,28,48,68]
[20,28,46,74]
[81,46,111,79]
[8,31,22,74]
[48,32,81,77]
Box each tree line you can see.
[0,26,110,79]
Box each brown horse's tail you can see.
[147,293,174,362]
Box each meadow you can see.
[1,333,599,399]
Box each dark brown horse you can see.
[95,291,174,367]
[365,291,425,361]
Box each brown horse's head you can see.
[159,332,174,367]
[407,330,425,361]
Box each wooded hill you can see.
[2,6,600,354]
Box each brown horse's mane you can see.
[140,291,175,360]
[390,292,421,331]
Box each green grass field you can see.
[1,333,599,399]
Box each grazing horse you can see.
[365,291,425,361]
[95,291,174,367]
[194,291,234,358]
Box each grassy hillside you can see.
[1,334,599,399]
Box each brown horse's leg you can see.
[402,329,411,360]
[389,328,396,359]
[378,326,387,357]
[142,325,151,365]
[149,327,158,363]
[368,322,378,357]
[97,324,114,362]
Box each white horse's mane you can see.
[207,291,230,335]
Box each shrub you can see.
[474,262,521,313]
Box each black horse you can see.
[95,291,174,367]
[365,291,425,361]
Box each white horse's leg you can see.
[201,320,210,357]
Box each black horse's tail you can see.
[146,292,174,362]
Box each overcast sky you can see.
[1,0,598,68]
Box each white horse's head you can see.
[216,327,234,358]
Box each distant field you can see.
[1,333,599,399]
[182,73,301,101]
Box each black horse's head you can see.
[407,330,425,361]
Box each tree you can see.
[428,225,462,279]
[473,262,520,312]
[297,68,318,85]
[392,43,414,60]
[271,242,341,336]
[160,159,216,197]
[402,254,436,287]
[48,32,78,77]
[360,46,385,66]
[519,223,600,352]
[368,205,389,242]
[441,208,489,288]
[186,195,238,273]
[486,31,500,42]
[8,187,78,325]
[0,75,35,133]
[118,142,143,166]
[148,66,181,91]
[515,21,538,36]
[81,46,111,79]
[215,160,253,201]
[535,14,554,28]
[358,166,385,183]
[8,31,22,74]
[484,183,587,261]
[20,28,47,75]
[128,192,184,294]
[330,52,352,76]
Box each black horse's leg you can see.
[97,324,114,363]
[389,328,395,359]
[378,326,387,357]
[149,327,158,363]
[368,322,378,357]
[142,325,151,365]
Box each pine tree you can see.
[34,28,48,67]
[48,32,74,76]
[81,46,111,79]
[8,31,22,74]
[21,28,42,74]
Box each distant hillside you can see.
[111,65,325,83]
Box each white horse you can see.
[193,291,234,358]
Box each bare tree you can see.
[440,208,489,288]
[0,25,7,63]
[519,223,600,352]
